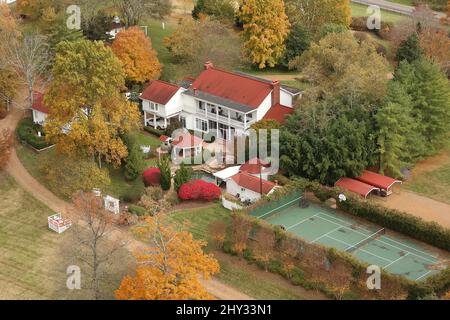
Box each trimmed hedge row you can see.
[16,118,52,150]
[143,126,164,137]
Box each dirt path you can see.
[376,191,450,229]
[0,105,253,300]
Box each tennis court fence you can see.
[249,191,303,220]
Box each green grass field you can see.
[404,144,450,204]
[167,203,318,300]
[0,174,129,299]
[15,136,159,202]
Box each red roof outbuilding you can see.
[355,170,402,191]
[335,178,380,199]
[172,132,203,148]
[263,103,294,123]
[231,171,277,195]
[31,91,49,114]
[140,80,180,105]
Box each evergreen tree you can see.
[396,33,423,63]
[124,144,145,181]
[281,23,311,68]
[158,156,172,191]
[174,163,193,191]
[395,59,450,155]
[375,82,418,177]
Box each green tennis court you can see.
[251,198,444,281]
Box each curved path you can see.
[0,106,252,300]
[351,0,446,19]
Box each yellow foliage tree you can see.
[239,0,290,69]
[285,0,351,34]
[115,216,220,300]
[111,27,162,84]
[44,40,141,167]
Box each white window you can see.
[195,118,208,132]
[150,102,159,111]
[198,101,205,111]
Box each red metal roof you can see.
[263,103,294,123]
[31,91,48,114]
[190,67,273,109]
[240,158,271,175]
[231,171,277,195]
[140,80,180,105]
[355,170,402,191]
[335,178,380,199]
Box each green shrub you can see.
[158,156,172,191]
[124,144,145,181]
[174,163,193,191]
[144,126,164,137]
[145,186,163,201]
[120,189,143,203]
[289,267,305,286]
[16,118,51,150]
[128,205,148,216]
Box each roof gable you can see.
[263,103,294,123]
[231,172,277,194]
[31,92,49,114]
[140,80,180,105]
[190,67,273,109]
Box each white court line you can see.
[257,197,302,219]
[318,211,438,260]
[315,213,437,264]
[325,235,393,263]
[286,213,320,231]
[311,226,343,243]
[415,270,433,281]
[383,253,409,269]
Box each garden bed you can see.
[16,118,53,151]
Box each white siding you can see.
[256,93,272,121]
[280,90,293,107]
[32,110,47,125]
[226,179,262,203]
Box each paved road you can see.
[351,0,446,19]
[0,103,253,300]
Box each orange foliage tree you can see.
[115,216,220,300]
[111,27,161,84]
[419,28,450,75]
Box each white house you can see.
[226,171,279,203]
[31,92,48,125]
[140,62,302,140]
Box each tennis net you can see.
[345,228,386,253]
[249,191,302,220]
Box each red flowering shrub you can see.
[178,179,221,201]
[143,167,160,187]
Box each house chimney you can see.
[271,80,280,106]
[204,61,213,70]
[193,87,198,96]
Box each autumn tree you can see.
[164,17,242,74]
[43,40,141,167]
[115,216,220,300]
[41,155,111,198]
[70,191,127,300]
[238,0,290,68]
[0,129,13,170]
[208,220,227,249]
[112,27,161,84]
[114,0,172,26]
[230,214,252,254]
[285,0,351,34]
[419,28,450,75]
[280,23,311,67]
[7,34,50,110]
[290,32,389,104]
[253,228,276,271]
[192,0,236,22]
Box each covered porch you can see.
[143,111,179,130]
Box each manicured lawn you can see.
[128,130,161,149]
[351,2,408,24]
[404,145,450,204]
[167,203,317,300]
[16,140,157,202]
